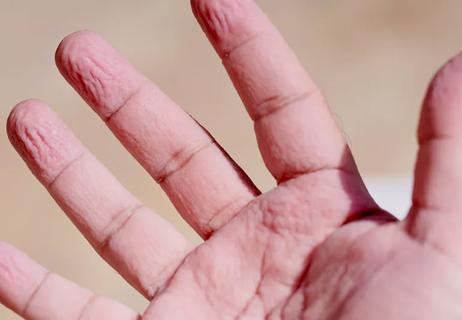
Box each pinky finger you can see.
[0,242,139,320]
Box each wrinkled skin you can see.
[2,1,462,319]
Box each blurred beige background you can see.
[1,0,462,318]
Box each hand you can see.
[2,1,462,319]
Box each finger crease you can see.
[98,204,144,254]
[48,151,89,189]
[277,165,354,185]
[203,196,252,239]
[77,294,99,320]
[252,90,315,123]
[104,81,150,123]
[155,139,215,183]
[220,31,266,61]
[22,271,52,317]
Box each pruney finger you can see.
[0,241,139,320]
[55,31,260,238]
[192,0,358,183]
[7,100,192,299]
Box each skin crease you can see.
[2,0,462,319]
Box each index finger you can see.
[55,31,260,238]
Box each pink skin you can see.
[1,0,462,319]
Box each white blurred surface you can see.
[365,176,413,220]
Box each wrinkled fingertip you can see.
[7,99,50,142]
[55,30,101,69]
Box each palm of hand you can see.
[150,180,462,319]
[2,1,462,319]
